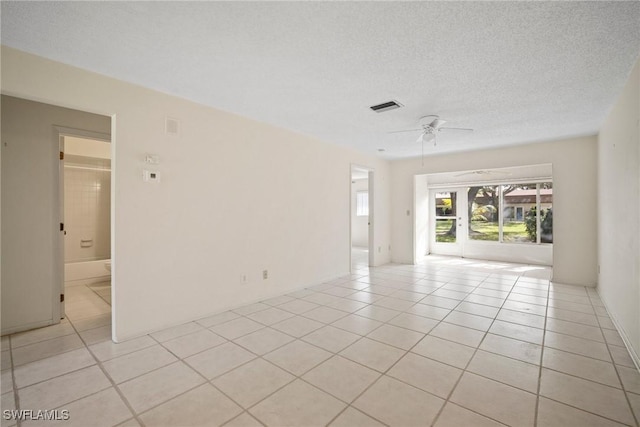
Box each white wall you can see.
[391,136,598,286]
[1,95,111,334]
[598,56,640,360]
[1,47,391,341]
[65,136,111,159]
[351,178,369,247]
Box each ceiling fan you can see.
[390,115,473,147]
[390,115,473,165]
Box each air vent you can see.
[370,100,403,113]
[165,117,180,136]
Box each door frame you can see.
[54,126,111,321]
[350,165,375,270]
[429,187,467,257]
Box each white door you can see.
[430,189,466,256]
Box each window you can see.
[467,182,552,244]
[468,186,499,241]
[435,192,457,243]
[356,191,369,216]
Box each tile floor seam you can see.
[231,366,331,420]
[529,274,551,427]
[137,335,246,422]
[539,395,636,426]
[9,330,77,350]
[233,327,409,425]
[134,381,217,425]
[428,275,521,427]
[296,367,383,407]
[10,340,87,368]
[11,358,99,390]
[8,335,23,427]
[169,339,262,421]
[11,255,640,427]
[592,289,640,426]
[539,365,626,390]
[66,315,143,427]
[220,411,266,427]
[87,284,110,306]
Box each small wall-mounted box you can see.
[145,154,160,165]
[142,169,161,183]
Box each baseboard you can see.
[112,270,351,343]
[597,290,640,371]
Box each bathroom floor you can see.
[2,254,640,426]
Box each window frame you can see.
[356,191,369,217]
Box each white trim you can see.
[112,270,350,343]
[428,176,553,190]
[598,291,640,370]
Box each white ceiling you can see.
[2,2,639,159]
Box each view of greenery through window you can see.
[434,192,457,243]
[435,183,553,244]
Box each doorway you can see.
[423,173,554,266]
[59,131,113,340]
[351,166,374,269]
[430,188,466,257]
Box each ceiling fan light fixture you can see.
[422,132,436,145]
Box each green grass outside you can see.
[435,220,533,243]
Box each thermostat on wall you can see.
[145,154,160,165]
[143,169,161,183]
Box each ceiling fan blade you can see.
[439,127,474,132]
[388,128,422,134]
[430,118,447,129]
[416,134,424,144]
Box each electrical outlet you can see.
[263,270,268,280]
[378,246,381,253]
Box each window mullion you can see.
[536,184,541,244]
[498,186,504,243]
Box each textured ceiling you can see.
[2,2,639,159]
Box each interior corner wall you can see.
[597,55,640,359]
[0,47,391,341]
[1,95,111,335]
[390,136,598,287]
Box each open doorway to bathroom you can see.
[61,134,113,341]
[351,166,373,271]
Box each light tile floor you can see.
[2,252,640,426]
